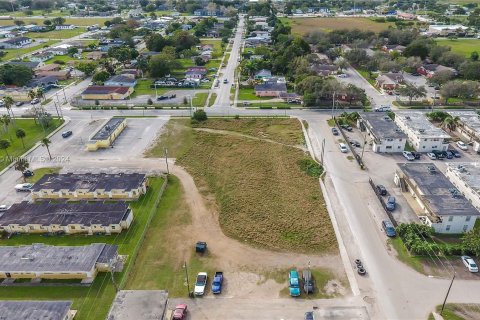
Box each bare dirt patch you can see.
[284,17,394,34]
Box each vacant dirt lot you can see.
[174,119,337,254]
[283,17,394,34]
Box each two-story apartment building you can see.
[394,112,450,152]
[395,162,480,233]
[0,243,118,281]
[448,111,480,153]
[446,163,480,212]
[0,201,133,235]
[31,172,147,200]
[358,113,407,153]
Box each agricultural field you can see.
[0,118,63,171]
[170,118,337,253]
[26,27,87,39]
[0,176,166,320]
[280,17,394,34]
[436,39,480,57]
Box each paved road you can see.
[211,15,245,108]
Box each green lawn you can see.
[3,40,60,61]
[436,39,480,57]
[26,27,87,39]
[25,167,61,183]
[238,88,274,101]
[11,10,70,17]
[389,237,425,274]
[0,118,63,171]
[0,177,166,320]
[208,93,217,107]
[45,55,78,65]
[131,79,168,97]
[0,17,110,26]
[192,92,209,108]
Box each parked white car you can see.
[14,183,33,192]
[456,141,468,150]
[402,151,415,161]
[0,204,9,211]
[339,143,348,153]
[461,255,478,273]
[194,272,208,296]
[427,153,437,160]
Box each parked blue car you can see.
[386,196,396,211]
[382,220,396,237]
[289,270,301,297]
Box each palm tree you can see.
[0,139,11,162]
[442,116,460,132]
[3,96,15,127]
[41,137,52,160]
[15,128,26,149]
[14,157,29,182]
[28,90,36,101]
[0,114,12,140]
[36,88,45,101]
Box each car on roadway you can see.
[427,152,437,160]
[374,105,391,112]
[461,256,479,273]
[194,272,208,296]
[172,304,188,320]
[339,143,348,153]
[376,185,387,196]
[386,196,396,211]
[337,74,348,78]
[331,127,339,135]
[457,141,468,150]
[304,311,315,320]
[15,183,33,192]
[402,151,415,161]
[289,270,301,297]
[157,95,169,100]
[23,170,34,177]
[30,98,40,105]
[223,79,228,84]
[61,130,73,138]
[15,101,24,107]
[382,220,396,237]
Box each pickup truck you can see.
[211,271,223,294]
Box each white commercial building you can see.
[358,113,407,153]
[395,162,479,234]
[448,111,480,152]
[395,112,450,152]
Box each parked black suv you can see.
[376,185,387,196]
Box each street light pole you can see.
[331,91,336,119]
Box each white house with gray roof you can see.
[358,113,407,153]
[394,112,450,152]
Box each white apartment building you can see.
[395,162,479,234]
[358,113,407,153]
[394,112,450,152]
[448,111,480,152]
[446,163,480,211]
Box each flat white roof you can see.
[447,162,480,195]
[395,112,450,139]
[449,111,480,137]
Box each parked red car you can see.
[172,304,187,320]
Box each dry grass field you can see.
[281,17,394,34]
[173,118,337,254]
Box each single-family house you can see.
[381,44,406,54]
[28,75,59,88]
[8,61,43,70]
[55,24,76,30]
[87,51,106,60]
[30,51,54,62]
[47,47,69,55]
[417,64,457,78]
[104,75,137,87]
[254,81,287,97]
[375,72,404,91]
[312,64,339,77]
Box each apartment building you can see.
[358,113,407,153]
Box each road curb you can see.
[0,117,70,177]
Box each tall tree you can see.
[15,128,26,149]
[0,139,11,162]
[398,84,427,105]
[3,96,15,127]
[442,116,460,131]
[41,137,52,160]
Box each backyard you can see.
[238,88,274,100]
[0,118,63,171]
[0,176,166,320]
[280,17,394,34]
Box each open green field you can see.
[0,177,166,320]
[165,118,337,253]
[192,92,209,107]
[436,39,480,57]
[26,27,87,39]
[0,118,63,171]
[0,17,110,26]
[10,10,71,17]
[131,79,168,97]
[280,17,394,34]
[3,40,59,61]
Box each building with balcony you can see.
[448,111,480,153]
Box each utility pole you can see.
[440,272,456,316]
[331,91,336,119]
[183,261,191,297]
[164,148,169,174]
[320,138,326,166]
